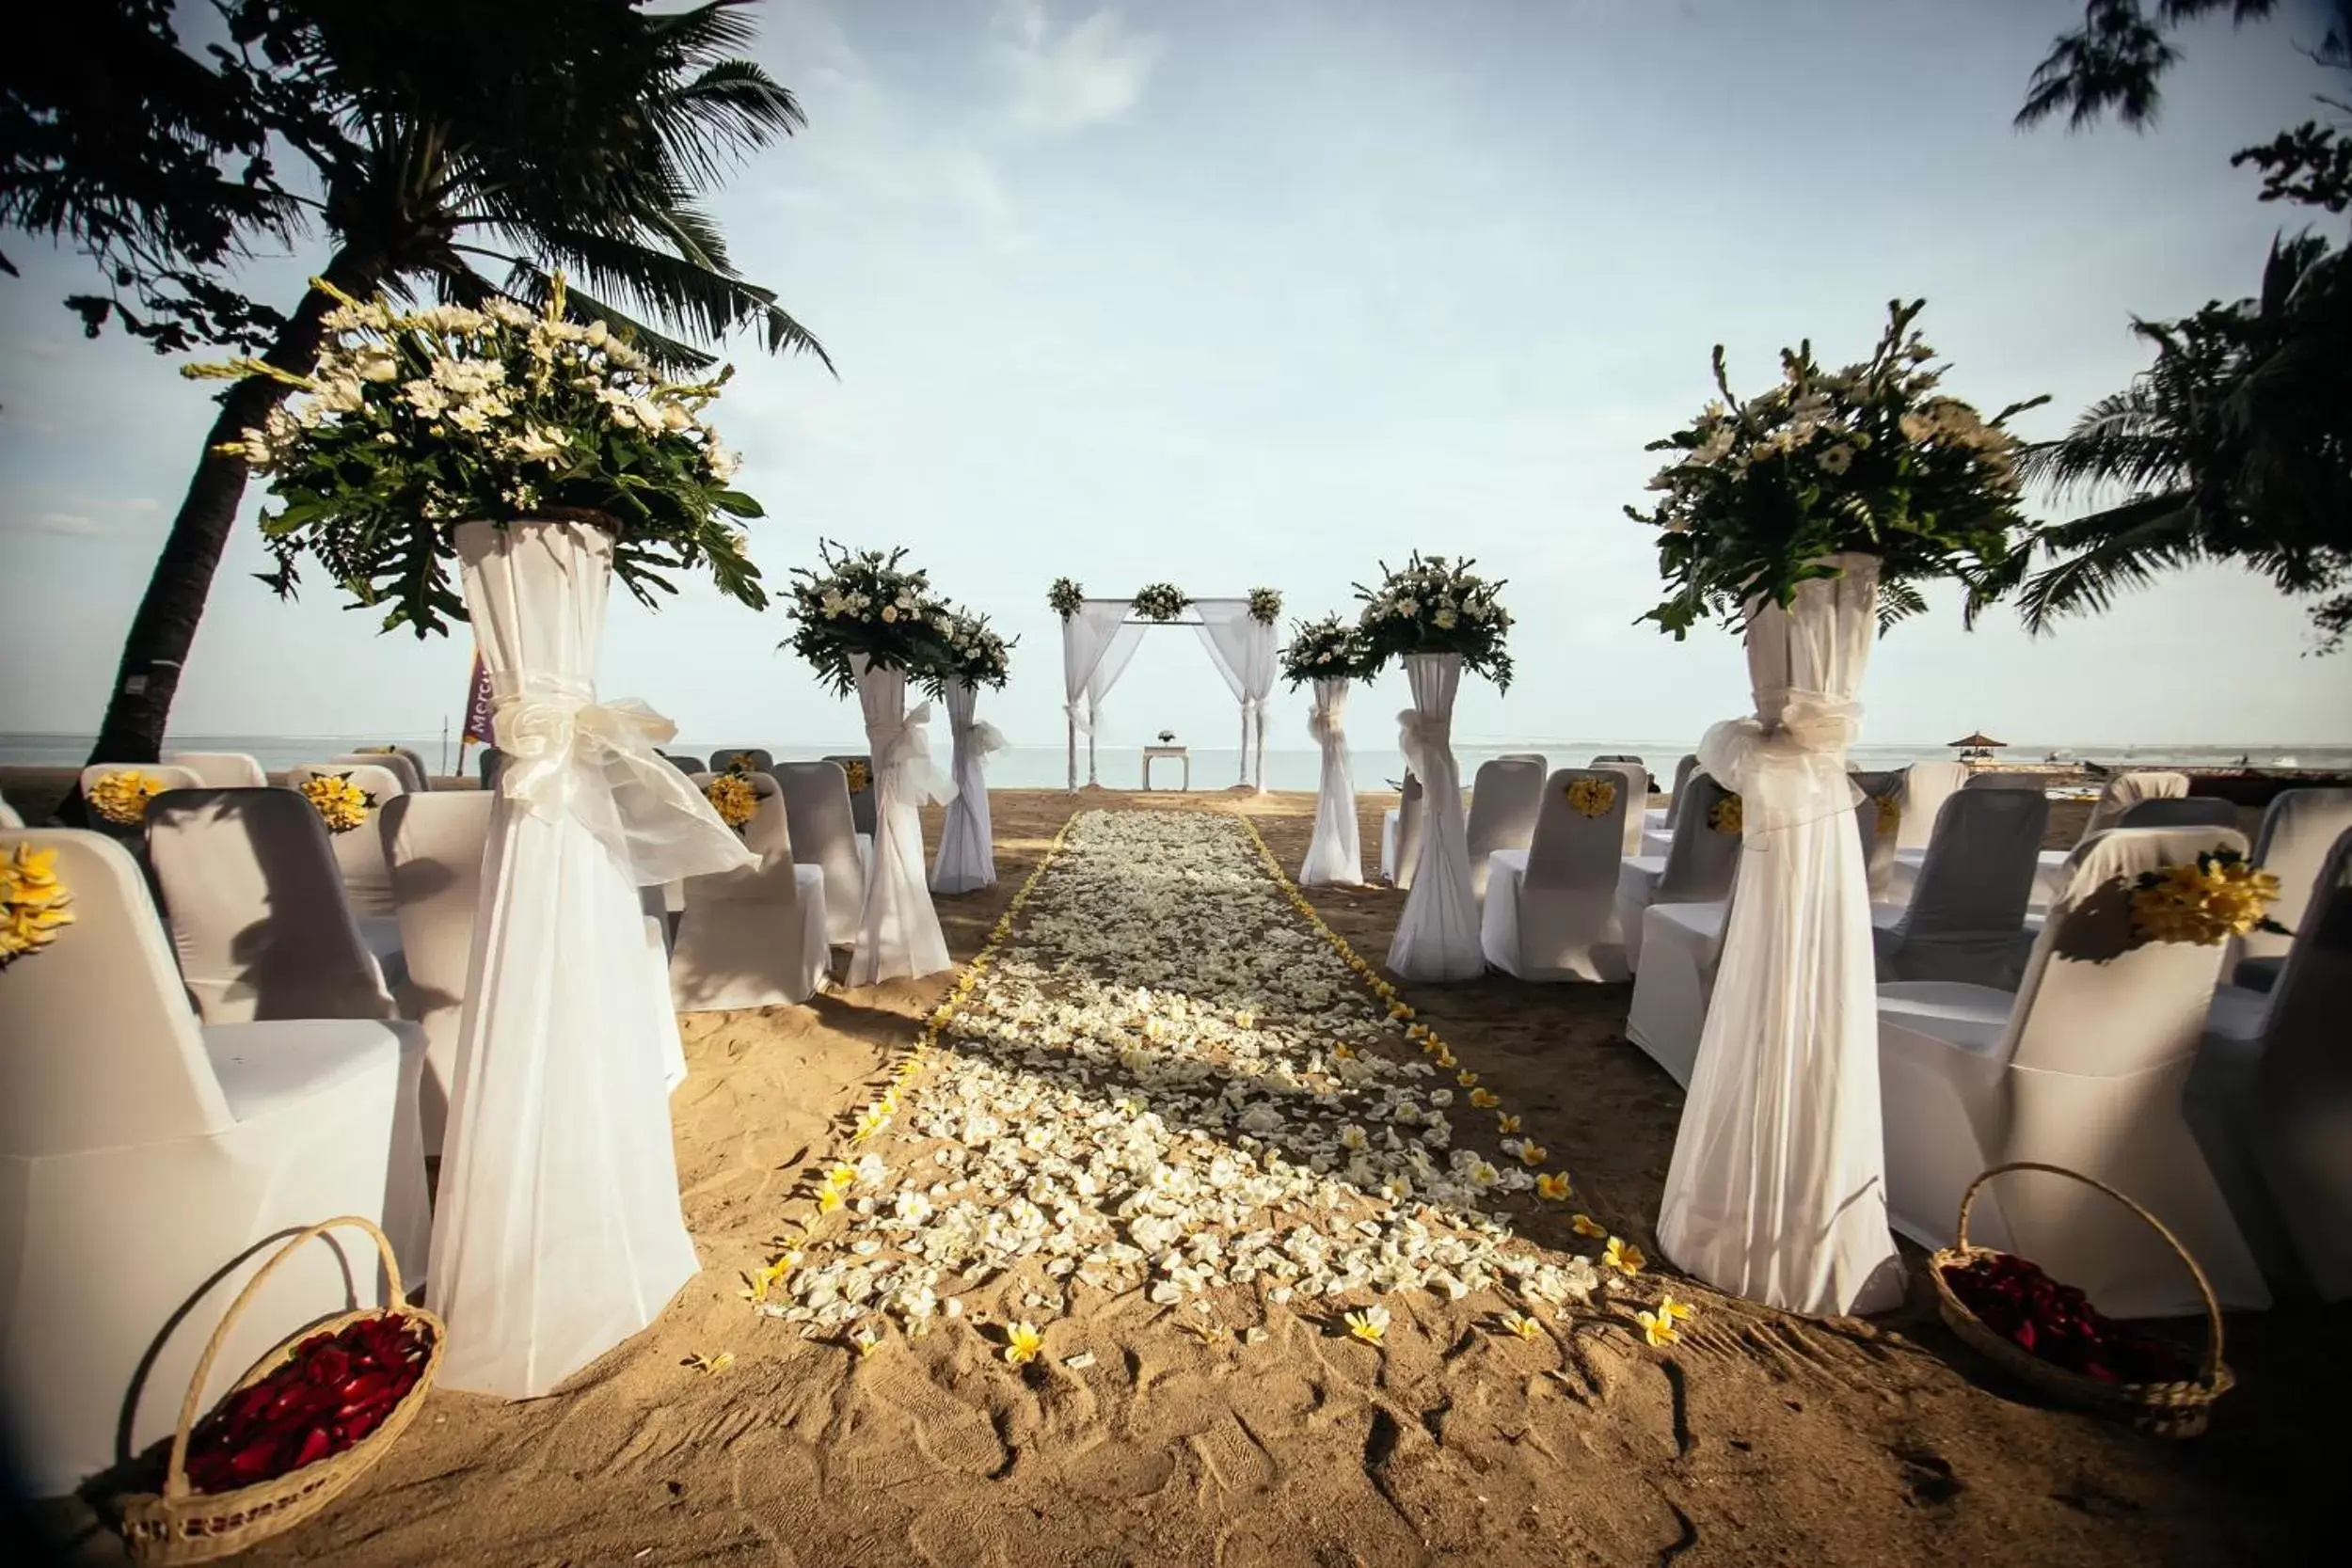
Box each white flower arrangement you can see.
[943,608,1014,690]
[1047,578,1086,620]
[1353,554,1514,689]
[1248,586,1283,626]
[193,276,761,637]
[785,542,959,697]
[1130,582,1191,622]
[1279,613,1366,687]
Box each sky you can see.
[3,0,2349,753]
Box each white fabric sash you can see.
[1696,689,1864,840]
[492,673,755,885]
[874,700,958,807]
[1309,698,1341,744]
[1398,709,1452,780]
[956,716,1009,761]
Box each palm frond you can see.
[2019,505,2209,632]
[1875,578,1930,635]
[492,257,716,373]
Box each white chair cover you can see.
[778,762,868,946]
[2252,828,2352,1295]
[1194,601,1280,788]
[145,787,399,1024]
[2117,797,2238,830]
[1601,763,1650,856]
[2084,770,2189,838]
[1298,677,1363,885]
[76,763,202,841]
[0,788,21,828]
[1878,826,2271,1315]
[1386,653,1483,982]
[1462,756,1546,901]
[930,679,1002,895]
[165,752,269,789]
[1481,768,1630,982]
[1870,786,2047,988]
[673,774,830,1009]
[1380,774,1425,887]
[286,761,408,923]
[820,754,879,837]
[427,519,751,1399]
[1645,752,1701,834]
[1614,770,1739,973]
[848,655,952,986]
[2228,787,2352,987]
[708,748,773,775]
[1896,761,1966,851]
[0,829,426,1496]
[383,790,494,1156]
[1657,552,1902,1317]
[332,752,427,796]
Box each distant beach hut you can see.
[1948,730,2006,762]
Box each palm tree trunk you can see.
[76,249,385,779]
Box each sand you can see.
[14,784,2342,1567]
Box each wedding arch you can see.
[1054,580,1281,792]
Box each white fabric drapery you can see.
[1060,602,1135,791]
[1299,676,1362,884]
[1387,652,1484,981]
[849,654,953,985]
[1193,601,1279,788]
[1657,552,1903,1317]
[1085,623,1147,786]
[428,519,753,1399]
[930,677,1004,895]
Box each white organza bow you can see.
[876,701,958,807]
[492,673,755,884]
[1396,709,1452,780]
[1065,699,1092,736]
[1308,701,1342,746]
[1696,689,1863,839]
[955,717,1009,762]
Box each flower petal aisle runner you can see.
[751,809,1684,1359]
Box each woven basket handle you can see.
[161,1215,404,1503]
[1954,1161,2226,1392]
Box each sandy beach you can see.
[13,782,2340,1567]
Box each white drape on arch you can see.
[1656,551,1904,1317]
[1299,676,1362,884]
[1060,602,1133,791]
[1085,623,1146,786]
[1193,601,1279,788]
[930,677,1004,895]
[429,519,755,1398]
[849,654,953,984]
[1387,652,1483,980]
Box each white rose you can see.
[706,447,739,483]
[882,605,899,623]
[1433,609,1458,630]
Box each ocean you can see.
[6,733,2347,793]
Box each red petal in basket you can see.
[182,1315,437,1494]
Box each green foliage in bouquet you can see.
[1352,554,1514,690]
[785,541,958,697]
[1627,298,2049,638]
[1131,582,1191,622]
[196,277,763,637]
[944,608,1015,690]
[1279,613,1367,688]
[1047,577,1085,619]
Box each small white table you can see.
[1142,746,1190,791]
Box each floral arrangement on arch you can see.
[1279,614,1366,687]
[2129,849,2287,948]
[1627,298,2049,638]
[944,609,1014,690]
[784,542,959,698]
[1046,578,1085,620]
[1352,553,1514,690]
[87,769,168,826]
[1248,587,1282,626]
[195,276,764,638]
[1130,582,1191,623]
[299,772,375,835]
[1,843,74,969]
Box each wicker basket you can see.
[117,1216,445,1563]
[1930,1162,2232,1439]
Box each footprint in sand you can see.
[862,1361,1010,1479]
[1191,1411,1278,1496]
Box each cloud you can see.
[7,512,107,536]
[993,1,1163,135]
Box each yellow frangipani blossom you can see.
[1603,1237,1645,1276]
[1004,1322,1044,1366]
[1498,1310,1543,1340]
[1343,1306,1390,1347]
[822,1163,858,1191]
[1434,1049,1458,1069]
[1634,1307,1680,1348]
[1455,1069,1479,1087]
[1570,1212,1608,1239]
[684,1351,735,1375]
[87,769,167,826]
[1495,1114,1521,1135]
[0,843,75,967]
[1517,1142,1549,1167]
[1536,1174,1573,1201]
[850,1324,882,1357]
[816,1186,846,1214]
[1469,1088,1500,1110]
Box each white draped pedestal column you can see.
[1656,551,1904,1316]
[429,519,755,1398]
[850,654,953,984]
[1387,652,1483,980]
[930,677,1003,895]
[1299,676,1362,886]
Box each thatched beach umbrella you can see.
[1947,731,2006,750]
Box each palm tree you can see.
[2012,235,2352,647]
[82,0,829,769]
